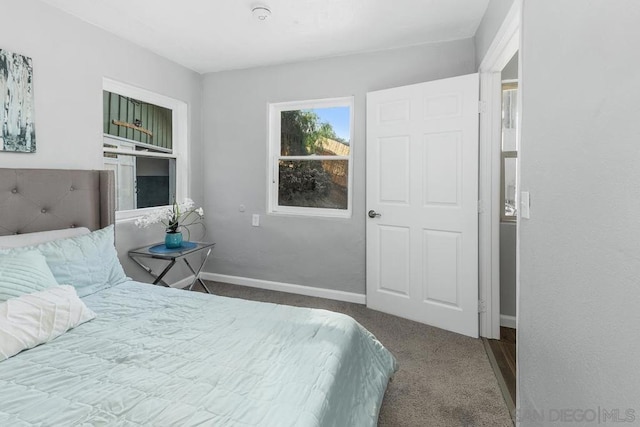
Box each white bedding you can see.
[0,285,95,361]
[0,281,397,426]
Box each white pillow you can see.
[0,227,91,249]
[0,285,96,361]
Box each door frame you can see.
[478,0,522,340]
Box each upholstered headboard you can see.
[0,169,115,236]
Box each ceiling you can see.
[40,0,489,74]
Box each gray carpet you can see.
[197,281,513,427]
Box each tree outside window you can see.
[269,98,353,218]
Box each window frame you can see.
[102,78,189,222]
[267,96,354,219]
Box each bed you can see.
[0,169,397,426]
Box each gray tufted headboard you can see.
[0,168,115,236]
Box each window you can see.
[102,79,188,220]
[501,81,518,221]
[268,97,354,218]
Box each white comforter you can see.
[0,281,397,426]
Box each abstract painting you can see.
[0,49,36,153]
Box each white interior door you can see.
[366,73,479,338]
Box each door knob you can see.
[368,210,381,218]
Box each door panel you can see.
[378,226,411,297]
[366,73,479,337]
[379,136,410,204]
[423,230,460,307]
[423,132,461,205]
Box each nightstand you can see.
[128,241,215,293]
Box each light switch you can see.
[252,214,260,227]
[521,192,530,219]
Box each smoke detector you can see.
[252,6,272,21]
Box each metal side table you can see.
[128,241,215,293]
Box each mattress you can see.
[0,281,397,426]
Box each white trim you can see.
[267,96,354,219]
[102,78,189,210]
[478,3,522,72]
[115,205,170,222]
[500,314,517,329]
[478,72,503,340]
[271,205,352,219]
[201,272,367,305]
[514,6,524,420]
[269,96,355,113]
[478,0,521,341]
[277,155,348,161]
[104,134,173,153]
[103,148,177,159]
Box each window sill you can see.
[268,207,352,219]
[115,205,169,223]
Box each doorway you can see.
[483,50,519,417]
[476,0,521,419]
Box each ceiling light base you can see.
[252,6,271,21]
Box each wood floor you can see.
[484,327,516,419]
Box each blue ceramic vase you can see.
[165,231,183,249]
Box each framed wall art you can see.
[0,49,36,153]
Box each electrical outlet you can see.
[252,214,260,227]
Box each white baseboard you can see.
[200,272,366,305]
[169,275,196,289]
[500,314,516,329]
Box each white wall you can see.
[201,40,476,295]
[519,0,640,422]
[474,0,515,67]
[0,0,203,283]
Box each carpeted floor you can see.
[196,281,513,427]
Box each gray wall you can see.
[201,40,476,294]
[519,0,640,422]
[0,0,203,283]
[474,0,515,67]
[500,52,518,320]
[499,222,516,318]
[502,52,518,81]
[136,157,169,177]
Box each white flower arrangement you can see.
[135,198,205,241]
